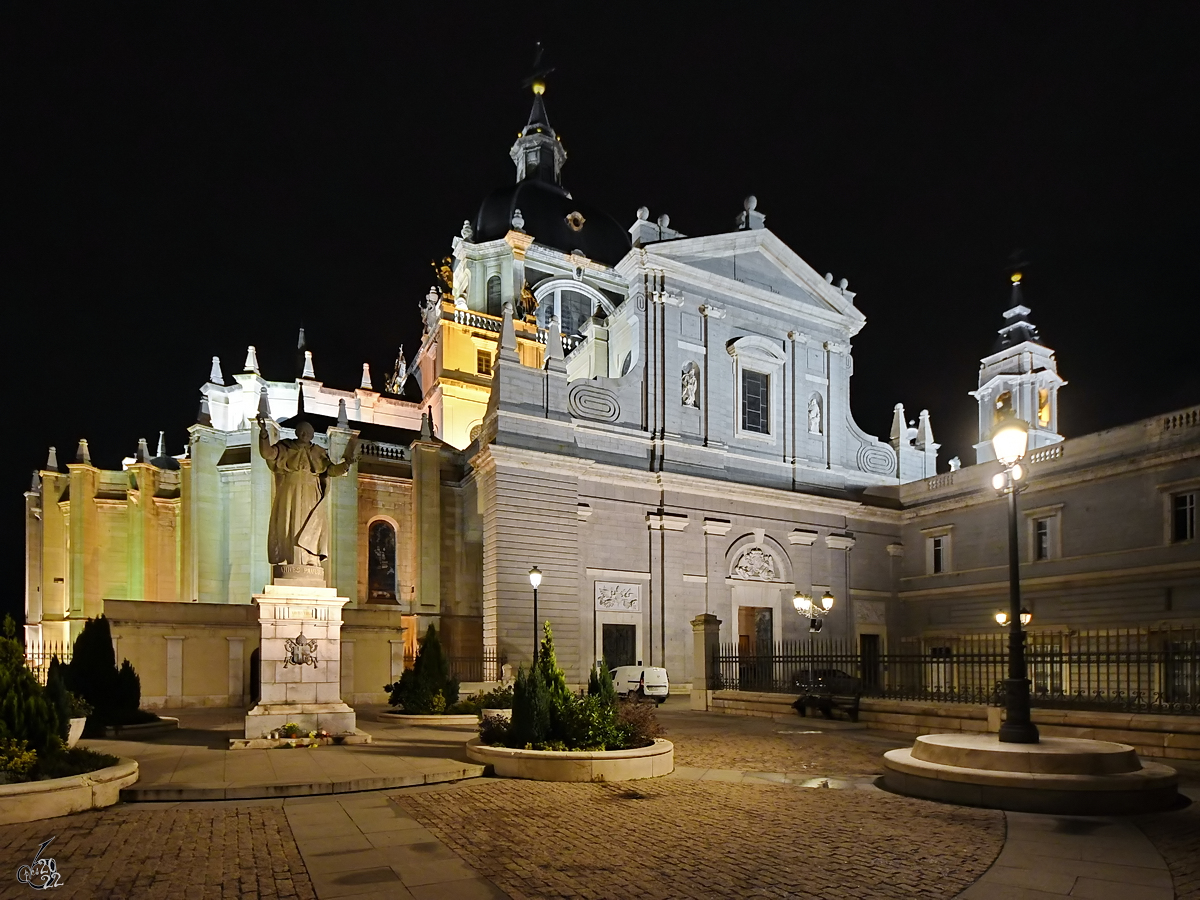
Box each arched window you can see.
[486,275,502,318]
[368,520,398,601]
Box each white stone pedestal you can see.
[244,583,357,739]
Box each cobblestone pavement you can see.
[0,803,314,900]
[1138,780,1200,900]
[658,707,903,777]
[394,778,1005,900]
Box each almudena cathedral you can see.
[22,82,1200,709]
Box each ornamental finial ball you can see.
[657,213,670,229]
[745,195,757,211]
[1011,271,1023,284]
[636,206,649,221]
[532,79,545,95]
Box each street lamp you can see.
[991,417,1039,744]
[794,589,835,688]
[528,566,542,662]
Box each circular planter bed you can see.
[465,737,674,782]
[378,712,479,726]
[0,758,139,826]
[103,716,179,738]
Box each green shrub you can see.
[448,684,514,714]
[559,692,621,751]
[33,746,119,780]
[587,658,618,706]
[43,657,72,741]
[616,696,663,748]
[66,616,143,733]
[0,738,38,782]
[478,711,511,746]
[0,616,63,756]
[384,625,459,714]
[508,664,550,748]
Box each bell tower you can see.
[970,272,1067,464]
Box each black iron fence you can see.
[24,642,72,686]
[717,627,1200,715]
[403,648,505,684]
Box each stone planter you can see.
[466,737,674,782]
[378,712,479,726]
[0,758,139,826]
[67,717,87,749]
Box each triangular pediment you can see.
[641,229,864,329]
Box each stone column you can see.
[690,613,722,711]
[411,432,441,616]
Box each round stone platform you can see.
[882,733,1180,814]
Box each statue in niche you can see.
[733,548,776,581]
[808,396,822,435]
[681,362,699,408]
[258,417,359,568]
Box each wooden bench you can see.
[792,675,863,722]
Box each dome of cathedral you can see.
[473,178,631,267]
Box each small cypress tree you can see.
[385,624,459,713]
[67,615,120,727]
[509,664,550,748]
[117,659,141,713]
[44,657,72,740]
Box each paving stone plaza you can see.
[1,707,1197,899]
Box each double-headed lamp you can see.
[995,608,1032,627]
[528,566,542,589]
[792,592,812,613]
[991,418,1029,468]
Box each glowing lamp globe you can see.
[792,593,811,613]
[528,566,542,589]
[820,590,834,611]
[991,419,1029,468]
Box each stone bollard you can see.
[690,614,722,711]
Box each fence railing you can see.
[24,643,72,686]
[403,649,505,684]
[717,627,1200,715]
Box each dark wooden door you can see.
[861,633,881,691]
[602,624,637,668]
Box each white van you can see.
[610,665,669,703]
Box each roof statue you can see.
[385,345,407,394]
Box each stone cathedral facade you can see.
[23,82,1200,707]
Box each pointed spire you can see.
[420,411,432,441]
[360,363,373,390]
[257,385,271,419]
[197,395,211,426]
[244,345,260,374]
[889,403,906,448]
[210,356,225,385]
[301,350,315,379]
[337,399,349,429]
[297,325,307,377]
[30,471,41,492]
[156,431,166,458]
[76,439,91,465]
[46,446,59,471]
[135,438,150,463]
[295,382,306,419]
[499,301,518,358]
[995,271,1041,350]
[916,410,935,450]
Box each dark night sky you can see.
[3,6,1199,624]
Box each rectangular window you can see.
[1174,492,1196,542]
[1035,518,1050,560]
[741,370,769,434]
[932,537,944,574]
[476,349,493,376]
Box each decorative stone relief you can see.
[855,600,886,625]
[568,384,620,422]
[856,442,896,475]
[595,582,640,612]
[681,362,700,408]
[733,548,777,581]
[283,629,318,668]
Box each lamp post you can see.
[991,418,1039,744]
[528,566,542,663]
[793,589,835,686]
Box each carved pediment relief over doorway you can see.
[732,547,777,581]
